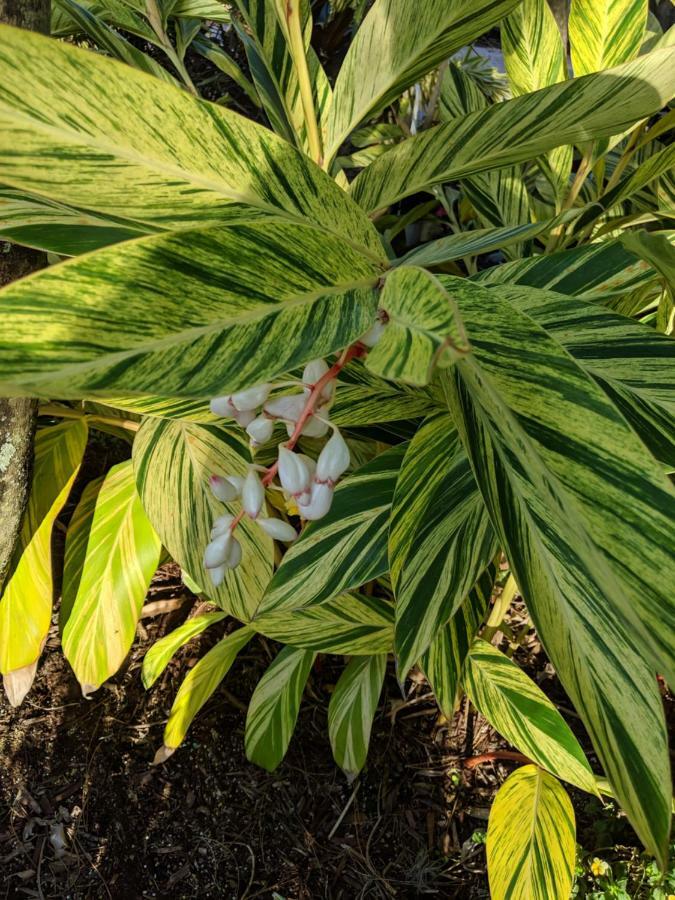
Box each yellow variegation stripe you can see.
[163,626,254,750]
[328,654,386,779]
[142,611,227,688]
[61,460,162,693]
[570,0,648,75]
[258,444,405,614]
[323,0,522,164]
[350,48,675,214]
[245,645,315,771]
[133,418,273,622]
[0,25,383,257]
[330,361,439,427]
[366,267,470,386]
[463,639,597,793]
[0,222,381,400]
[0,420,88,674]
[487,766,576,900]
[389,413,498,676]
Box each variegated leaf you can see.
[255,593,393,655]
[161,626,254,753]
[350,48,675,214]
[443,277,673,864]
[245,645,315,771]
[258,444,406,614]
[0,223,381,399]
[389,413,498,676]
[570,0,648,75]
[366,266,470,386]
[328,654,387,779]
[0,420,88,693]
[323,0,522,164]
[463,639,597,793]
[61,461,162,694]
[330,361,439,427]
[487,766,576,900]
[142,611,228,688]
[133,418,273,622]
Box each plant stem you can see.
[39,403,140,432]
[283,0,323,165]
[482,574,518,644]
[463,750,532,769]
[546,148,593,252]
[145,0,198,96]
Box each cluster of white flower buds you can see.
[203,358,353,586]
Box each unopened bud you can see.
[278,446,311,496]
[298,481,334,520]
[264,394,305,422]
[316,429,350,484]
[302,359,329,386]
[286,415,330,439]
[209,475,239,503]
[257,517,298,542]
[204,532,232,569]
[211,513,234,538]
[210,396,256,427]
[247,415,274,446]
[231,383,272,412]
[225,536,242,569]
[209,564,227,587]
[242,469,264,519]
[360,320,386,347]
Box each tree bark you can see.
[0,0,50,592]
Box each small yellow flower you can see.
[590,857,610,878]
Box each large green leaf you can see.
[245,645,315,771]
[142,611,228,688]
[420,567,493,721]
[0,223,380,399]
[389,413,498,676]
[328,654,387,780]
[254,592,394,655]
[463,639,597,793]
[330,362,439,427]
[487,766,576,900]
[503,285,675,468]
[0,25,382,256]
[442,278,672,863]
[258,444,406,614]
[161,625,254,753]
[133,418,273,622]
[570,0,648,75]
[323,0,522,164]
[0,420,88,696]
[350,48,675,213]
[61,460,162,694]
[366,266,470,386]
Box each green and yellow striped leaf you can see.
[389,413,498,676]
[487,766,576,900]
[366,266,470,386]
[323,0,522,164]
[255,593,393,655]
[503,285,675,468]
[350,48,675,214]
[570,0,648,75]
[0,223,380,399]
[0,420,88,694]
[0,25,382,255]
[142,611,228,688]
[51,0,159,42]
[442,277,673,864]
[245,645,315,771]
[61,460,162,694]
[463,639,597,793]
[102,396,215,424]
[330,362,439,427]
[162,625,254,752]
[420,568,493,721]
[258,444,406,614]
[501,0,572,203]
[328,654,387,779]
[133,418,273,622]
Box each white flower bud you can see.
[226,475,245,495]
[297,454,316,479]
[234,408,256,428]
[257,517,298,542]
[285,415,330,439]
[211,513,234,538]
[231,383,272,412]
[264,394,305,422]
[316,429,350,484]
[242,469,264,519]
[360,320,386,347]
[204,532,232,569]
[246,415,274,446]
[210,395,237,418]
[302,359,329,386]
[209,564,227,587]
[278,446,311,496]
[209,475,239,503]
[225,536,242,569]
[298,481,334,520]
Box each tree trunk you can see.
[0,0,50,592]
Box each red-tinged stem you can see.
[463,751,532,770]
